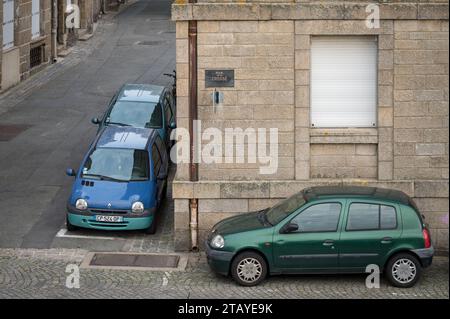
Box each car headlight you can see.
[131,201,144,213]
[75,199,88,210]
[210,234,225,249]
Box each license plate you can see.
[95,215,123,223]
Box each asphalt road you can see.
[0,0,175,249]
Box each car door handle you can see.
[323,240,334,246]
[381,237,393,244]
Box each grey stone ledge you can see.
[310,128,379,144]
[172,3,449,21]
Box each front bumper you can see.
[412,246,435,268]
[67,205,155,231]
[205,240,234,276]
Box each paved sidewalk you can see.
[0,249,448,299]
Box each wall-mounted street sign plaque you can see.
[205,70,234,88]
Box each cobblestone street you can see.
[0,249,448,299]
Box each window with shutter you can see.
[311,36,377,128]
[31,0,40,40]
[2,0,14,50]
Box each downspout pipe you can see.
[188,0,199,252]
[51,0,58,62]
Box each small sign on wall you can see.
[205,70,234,88]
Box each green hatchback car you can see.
[205,186,434,288]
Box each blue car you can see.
[65,126,169,234]
[91,84,176,149]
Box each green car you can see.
[205,186,434,288]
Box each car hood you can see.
[70,179,154,210]
[212,211,268,236]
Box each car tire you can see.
[66,215,78,232]
[144,215,157,234]
[385,253,422,288]
[231,251,268,287]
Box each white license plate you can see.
[95,215,123,223]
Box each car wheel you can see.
[386,253,422,288]
[231,251,267,287]
[66,215,78,232]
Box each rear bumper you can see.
[412,246,434,268]
[205,240,234,276]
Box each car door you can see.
[272,200,344,273]
[338,200,402,272]
[151,142,163,206]
[163,94,174,148]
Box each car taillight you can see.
[423,228,431,248]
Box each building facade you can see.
[172,0,449,253]
[1,0,122,92]
[1,0,52,91]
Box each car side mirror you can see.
[66,168,76,177]
[91,117,100,125]
[168,121,176,129]
[282,222,299,234]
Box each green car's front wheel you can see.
[231,251,267,286]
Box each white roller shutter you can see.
[2,0,14,50]
[311,36,377,128]
[31,0,40,39]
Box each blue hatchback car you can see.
[91,84,176,149]
[66,126,169,234]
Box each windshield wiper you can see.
[82,174,127,182]
[106,121,131,127]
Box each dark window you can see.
[291,203,341,233]
[164,97,173,124]
[347,203,379,230]
[152,144,161,178]
[347,203,397,231]
[30,45,44,68]
[107,101,162,128]
[380,205,397,229]
[82,148,149,181]
[155,135,166,155]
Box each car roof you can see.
[95,126,158,150]
[302,186,415,207]
[117,84,165,103]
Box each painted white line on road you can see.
[56,228,117,240]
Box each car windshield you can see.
[81,148,149,182]
[106,101,162,128]
[265,191,306,225]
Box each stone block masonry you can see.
[172,1,449,252]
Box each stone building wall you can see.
[172,1,449,253]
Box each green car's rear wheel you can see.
[231,251,267,286]
[385,253,422,288]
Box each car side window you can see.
[346,203,398,231]
[151,144,162,178]
[164,96,173,124]
[290,203,342,233]
[155,135,166,156]
[380,205,397,229]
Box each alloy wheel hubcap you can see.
[237,258,262,283]
[392,258,416,283]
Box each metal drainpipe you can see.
[51,0,58,62]
[188,0,199,251]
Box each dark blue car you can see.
[66,126,169,234]
[91,84,176,149]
